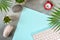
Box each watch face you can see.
[44,1,53,10]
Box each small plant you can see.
[48,7,60,31]
[16,0,24,3]
[0,0,11,12]
[3,16,11,24]
[15,0,26,5]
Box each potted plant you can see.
[48,7,60,31]
[3,16,11,24]
[15,0,26,5]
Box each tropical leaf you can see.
[0,0,11,12]
[48,8,60,31]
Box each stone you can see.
[3,24,14,38]
[12,5,23,13]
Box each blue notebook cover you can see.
[12,7,50,40]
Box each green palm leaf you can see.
[48,8,60,31]
[0,0,11,12]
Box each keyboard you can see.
[33,28,60,40]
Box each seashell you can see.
[3,25,14,38]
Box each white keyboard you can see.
[33,28,60,40]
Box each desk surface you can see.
[0,0,60,40]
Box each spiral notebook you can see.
[12,7,50,40]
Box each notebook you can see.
[33,28,60,40]
[12,7,50,40]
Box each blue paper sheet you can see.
[12,7,50,40]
